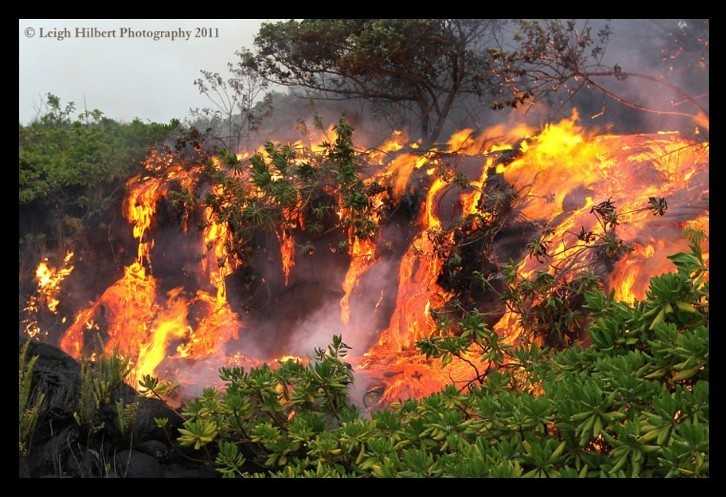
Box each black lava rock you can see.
[115,450,162,478]
[26,341,81,440]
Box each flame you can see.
[362,175,452,368]
[42,110,707,404]
[59,261,157,362]
[498,111,708,304]
[340,237,377,324]
[423,177,449,229]
[278,230,295,286]
[135,287,189,381]
[33,250,75,314]
[175,290,240,359]
[693,111,709,131]
[358,111,707,403]
[58,152,243,388]
[368,130,408,165]
[277,206,300,287]
[381,153,425,202]
[22,250,75,339]
[202,198,240,302]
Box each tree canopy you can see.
[243,19,504,146]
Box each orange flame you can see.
[34,250,75,314]
[48,111,707,404]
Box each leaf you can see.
[675,301,697,314]
[551,440,567,461]
[672,366,700,381]
[578,464,589,478]
[609,452,629,474]
[639,429,660,443]
[649,308,666,330]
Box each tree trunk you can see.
[420,112,431,148]
[428,114,448,148]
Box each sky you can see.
[19,19,271,124]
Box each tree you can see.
[242,19,504,146]
[489,20,708,129]
[192,53,273,153]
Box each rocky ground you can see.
[20,342,217,478]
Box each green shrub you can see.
[19,93,179,255]
[174,238,708,477]
[74,351,133,432]
[19,340,46,457]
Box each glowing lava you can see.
[30,112,707,403]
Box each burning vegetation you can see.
[22,109,708,406]
[19,18,708,480]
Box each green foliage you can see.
[176,334,354,472]
[215,441,246,477]
[114,400,139,439]
[19,93,178,246]
[179,240,708,477]
[203,119,383,261]
[19,340,46,457]
[246,19,502,144]
[178,418,219,450]
[74,352,133,432]
[138,374,177,400]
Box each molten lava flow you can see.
[135,287,190,382]
[338,163,392,325]
[60,167,171,365]
[44,112,707,405]
[59,261,158,361]
[367,130,408,165]
[496,112,708,304]
[276,206,301,287]
[58,152,245,387]
[484,114,708,353]
[359,173,454,400]
[175,290,240,359]
[201,194,241,302]
[377,153,428,202]
[359,112,708,403]
[340,237,377,325]
[125,177,165,266]
[353,125,534,402]
[278,230,295,286]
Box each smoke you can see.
[224,254,400,360]
[445,19,709,136]
[570,19,707,133]
[556,20,701,133]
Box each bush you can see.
[19,340,46,457]
[74,351,134,433]
[175,239,708,477]
[19,93,179,250]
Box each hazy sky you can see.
[19,19,271,124]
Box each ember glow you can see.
[26,111,708,404]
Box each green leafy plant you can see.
[114,400,139,439]
[199,119,384,268]
[19,340,46,457]
[74,351,133,432]
[174,238,707,478]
